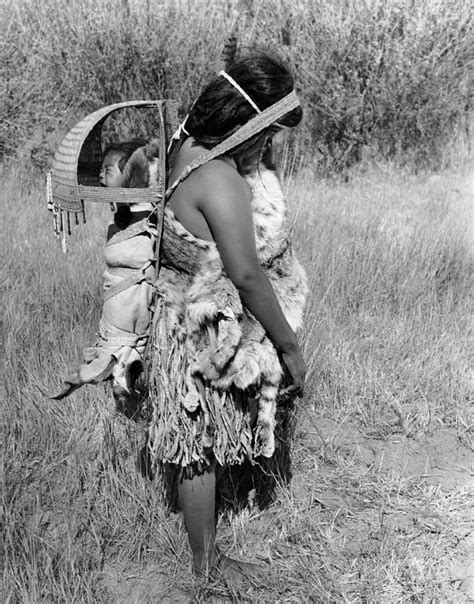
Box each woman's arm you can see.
[197,162,306,392]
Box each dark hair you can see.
[185,53,302,155]
[102,139,147,172]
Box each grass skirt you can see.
[147,301,260,473]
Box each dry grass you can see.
[2,160,473,601]
[2,1,472,600]
[292,167,473,435]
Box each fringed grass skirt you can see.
[147,303,258,473]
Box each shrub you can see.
[1,0,472,171]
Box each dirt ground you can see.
[299,414,472,492]
[295,411,474,601]
[98,410,473,603]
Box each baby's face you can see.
[99,151,125,187]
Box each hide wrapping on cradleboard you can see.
[47,100,179,399]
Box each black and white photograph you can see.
[2,0,472,601]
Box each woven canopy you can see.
[50,100,178,213]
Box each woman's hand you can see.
[281,344,306,397]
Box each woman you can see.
[147,53,308,580]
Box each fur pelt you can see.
[150,166,308,462]
[121,139,160,189]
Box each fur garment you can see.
[148,166,308,468]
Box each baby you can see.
[54,140,161,417]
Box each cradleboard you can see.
[47,100,179,402]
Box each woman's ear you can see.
[261,136,277,171]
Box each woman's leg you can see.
[178,460,264,583]
[178,459,218,574]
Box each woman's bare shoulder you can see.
[172,139,244,193]
[194,159,250,208]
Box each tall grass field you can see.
[2,0,473,601]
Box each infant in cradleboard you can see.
[53,139,161,415]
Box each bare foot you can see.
[211,554,266,588]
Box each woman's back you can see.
[167,138,251,244]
